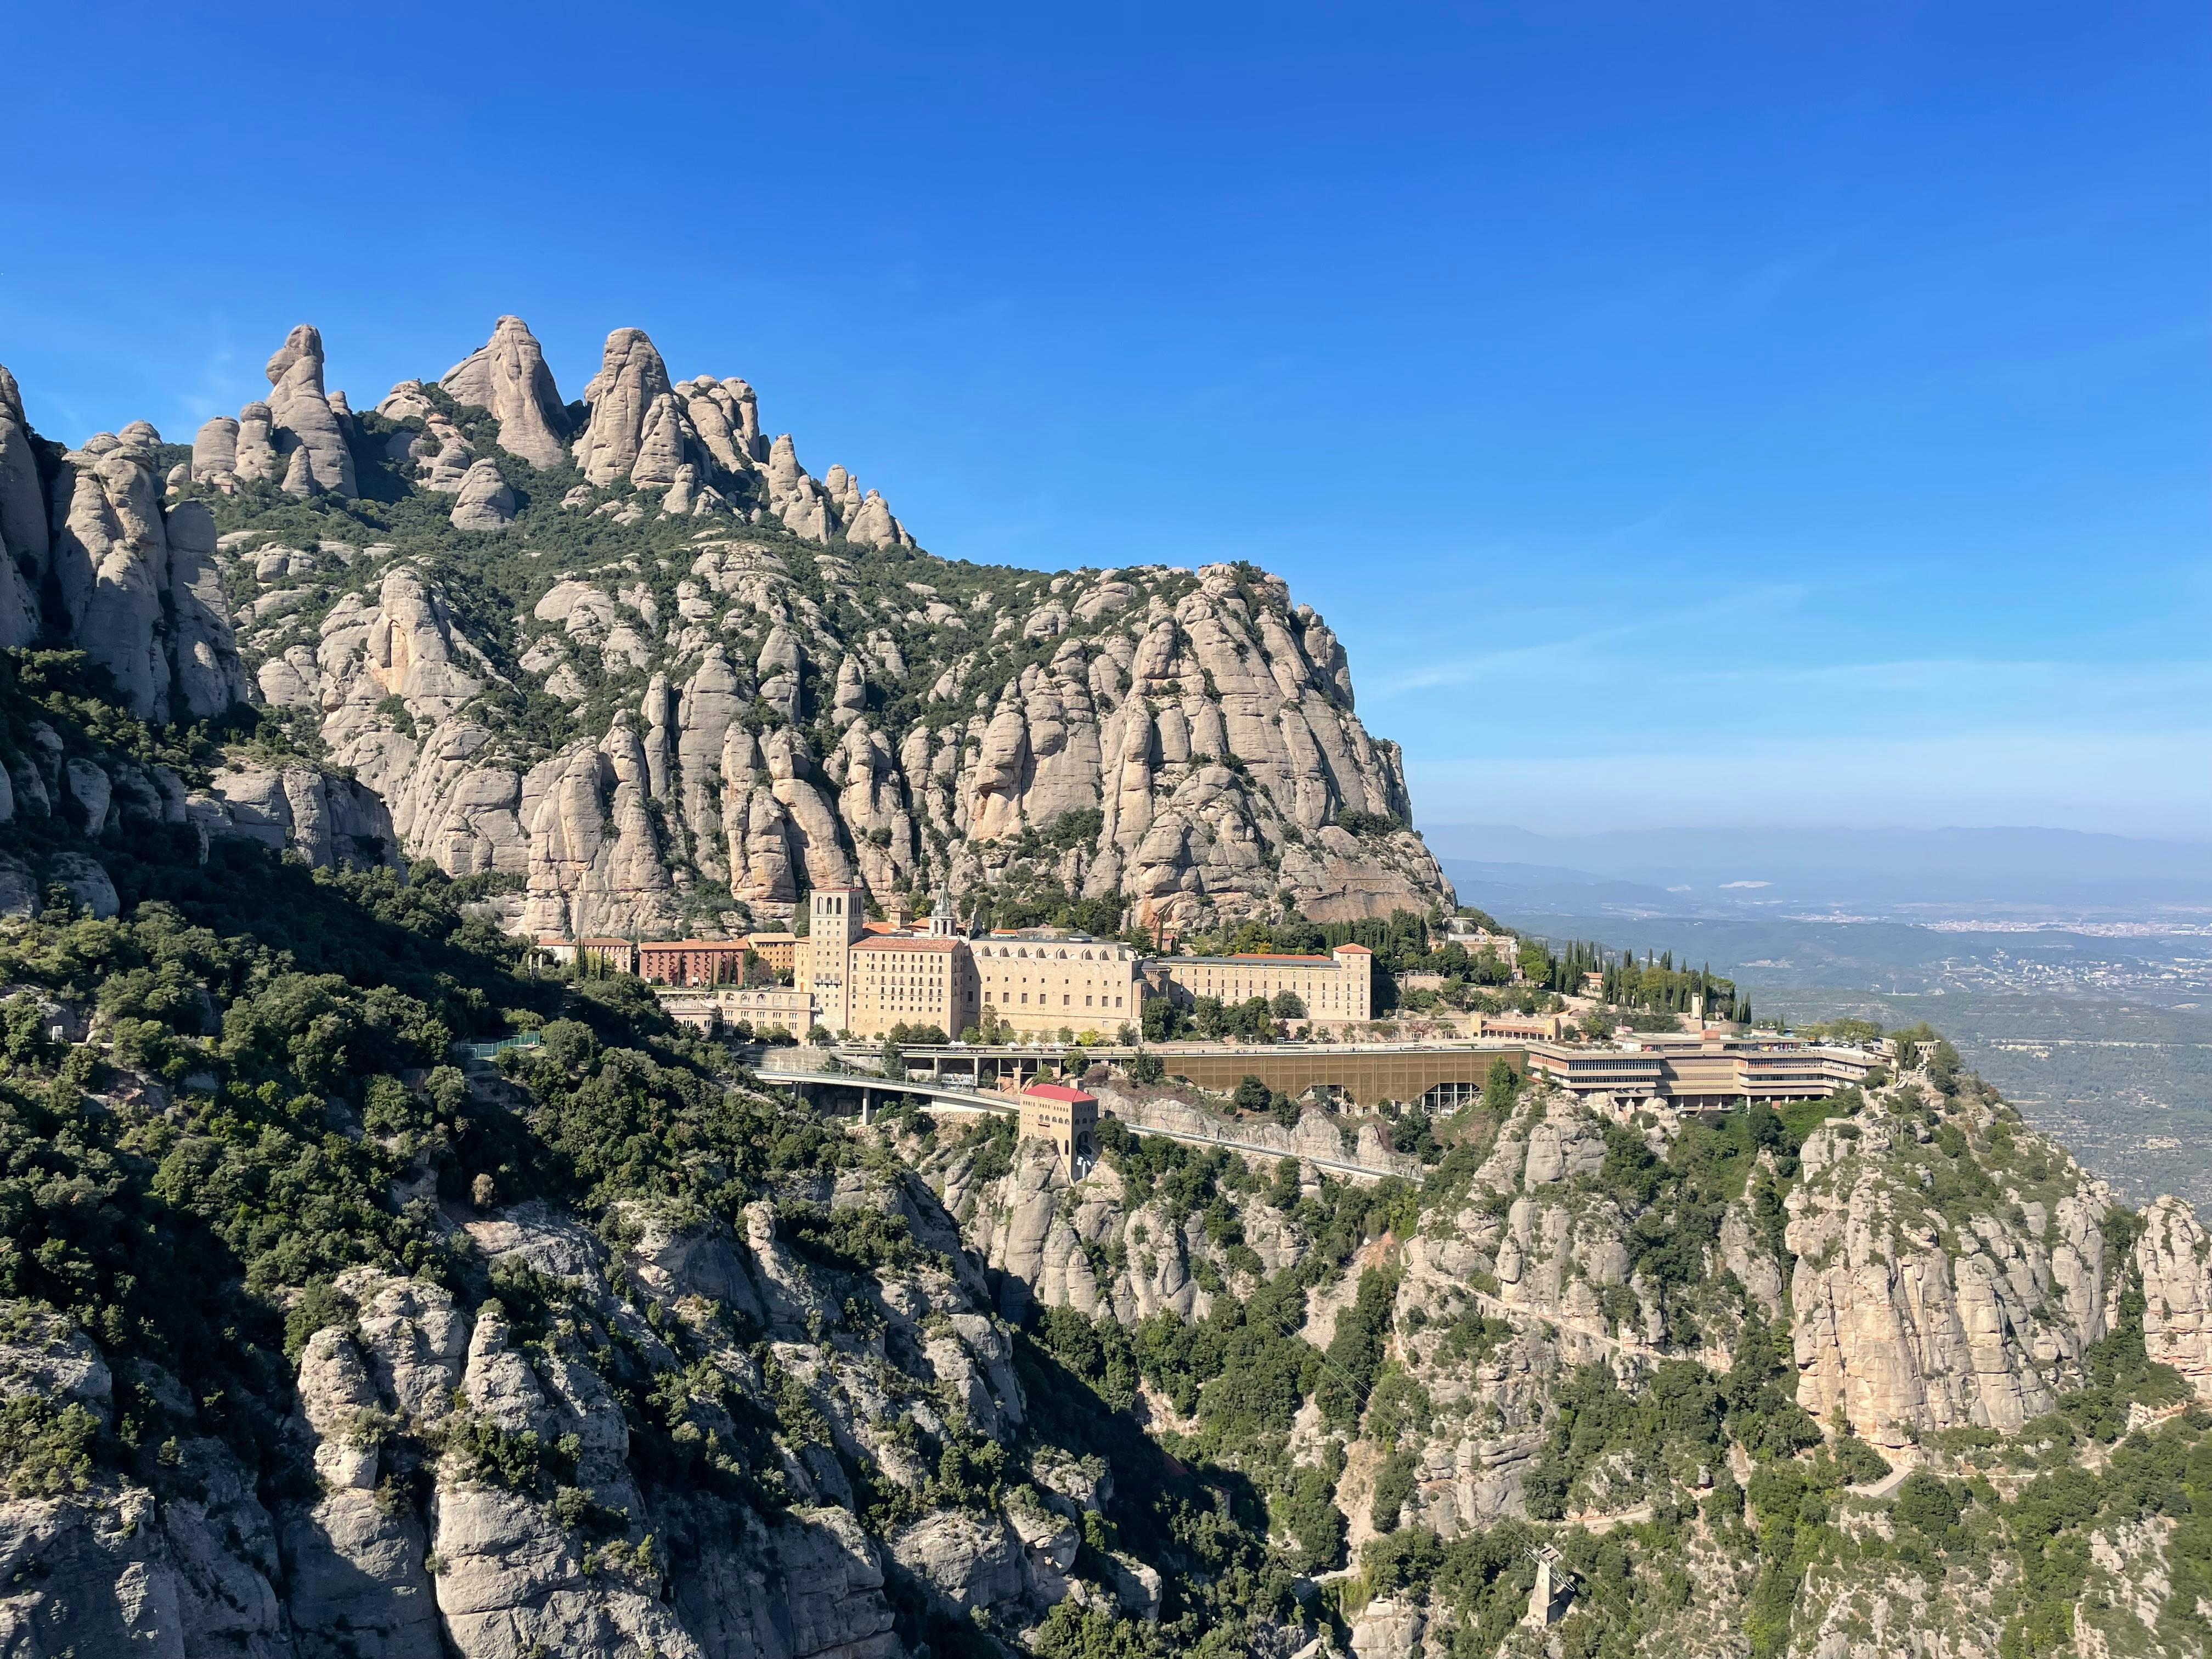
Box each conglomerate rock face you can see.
[0,1158,1137,1659]
[0,317,1452,935]
[1784,1103,2118,1449]
[934,1063,2212,1554]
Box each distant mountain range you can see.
[1426,823,2212,921]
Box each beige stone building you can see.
[1447,925,1520,969]
[797,884,983,1038]
[795,885,868,1033]
[535,936,637,974]
[742,932,799,975]
[1158,946,1373,1023]
[972,932,1141,1038]
[1018,1083,1098,1173]
[1480,1011,1570,1041]
[845,935,976,1037]
[653,986,814,1037]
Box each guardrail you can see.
[752,1068,1402,1182]
[451,1032,544,1063]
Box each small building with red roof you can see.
[1018,1082,1098,1171]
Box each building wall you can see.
[797,886,866,1034]
[537,938,637,975]
[844,938,977,1039]
[1480,1012,1568,1040]
[744,933,798,974]
[1160,946,1372,1022]
[720,987,814,1034]
[637,940,753,986]
[652,986,814,1036]
[1526,1037,1872,1104]
[1018,1090,1098,1170]
[972,935,1139,1037]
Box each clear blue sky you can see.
[4,3,2205,836]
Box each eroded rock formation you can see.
[0,321,1448,936]
[441,314,569,468]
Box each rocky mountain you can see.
[1,635,2210,1657]
[935,1056,2212,1655]
[0,674,1259,1659]
[0,318,1449,939]
[7,315,2212,1659]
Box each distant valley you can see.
[1438,829,2212,1206]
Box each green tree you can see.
[1481,1057,1520,1114]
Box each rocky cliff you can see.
[0,318,1451,935]
[10,314,2212,1657]
[3,711,2211,1656]
[940,1052,2212,1534]
[0,1163,1147,1658]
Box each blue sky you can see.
[4,2,2205,836]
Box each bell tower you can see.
[800,885,867,1033]
[927,879,958,939]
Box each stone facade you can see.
[847,936,976,1040]
[797,885,988,1039]
[745,932,800,974]
[973,932,1141,1038]
[1017,1085,1098,1175]
[637,939,754,985]
[1158,945,1372,1023]
[536,937,637,974]
[654,985,815,1036]
[797,885,868,1032]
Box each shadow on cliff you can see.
[1011,1326,1269,1615]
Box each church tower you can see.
[800,885,866,1033]
[926,879,958,939]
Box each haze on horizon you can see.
[3,2,2202,839]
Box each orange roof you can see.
[1334,944,1374,955]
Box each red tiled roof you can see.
[852,935,960,952]
[1334,944,1374,955]
[1021,1084,1096,1104]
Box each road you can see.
[1461,1285,1668,1364]
[751,1068,1402,1182]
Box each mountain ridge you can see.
[0,317,1452,940]
[1423,824,2212,913]
[7,319,2212,1659]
